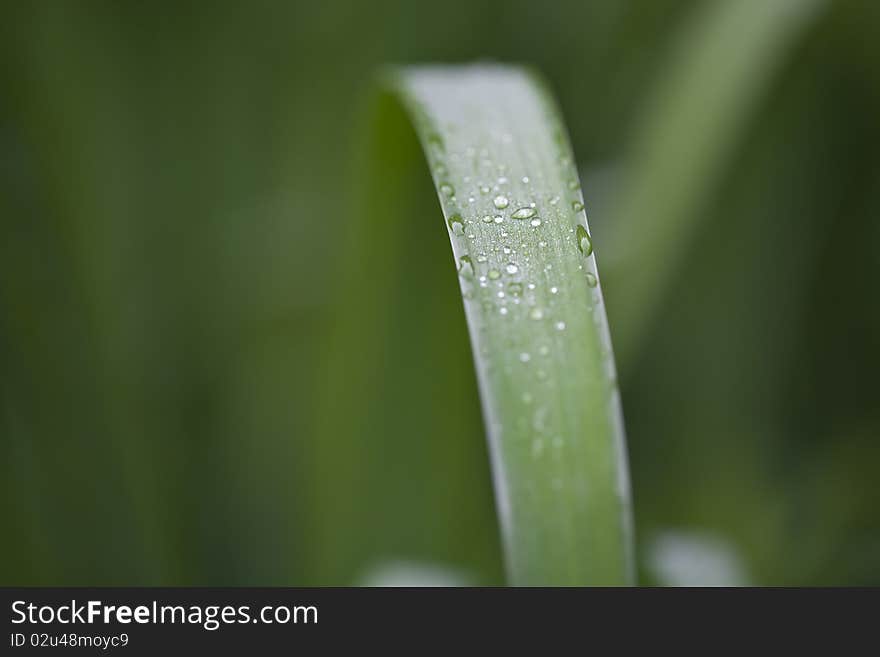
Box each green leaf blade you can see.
[390,65,633,585]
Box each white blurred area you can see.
[359,533,751,587]
[358,560,472,587]
[648,530,751,587]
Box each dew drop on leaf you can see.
[427,132,444,151]
[458,255,474,277]
[493,195,509,209]
[511,207,536,220]
[531,438,544,458]
[576,225,593,256]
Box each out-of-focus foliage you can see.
[0,0,878,585]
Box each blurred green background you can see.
[1,0,878,585]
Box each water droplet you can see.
[532,406,548,432]
[427,132,444,151]
[481,215,494,224]
[522,176,530,184]
[448,215,464,235]
[568,179,579,190]
[458,255,473,277]
[529,308,544,320]
[585,272,598,287]
[480,185,490,194]
[550,286,558,294]
[499,307,508,315]
[555,321,566,331]
[476,254,488,263]
[440,182,455,197]
[493,215,504,224]
[502,246,512,255]
[538,345,550,356]
[511,207,536,220]
[488,269,501,280]
[576,225,593,256]
[538,240,547,248]
[572,200,584,212]
[508,282,523,296]
[506,263,519,274]
[530,218,542,227]
[493,195,509,209]
[531,438,545,458]
[519,352,531,363]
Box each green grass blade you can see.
[384,66,633,585]
[606,0,827,365]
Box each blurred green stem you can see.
[607,0,827,367]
